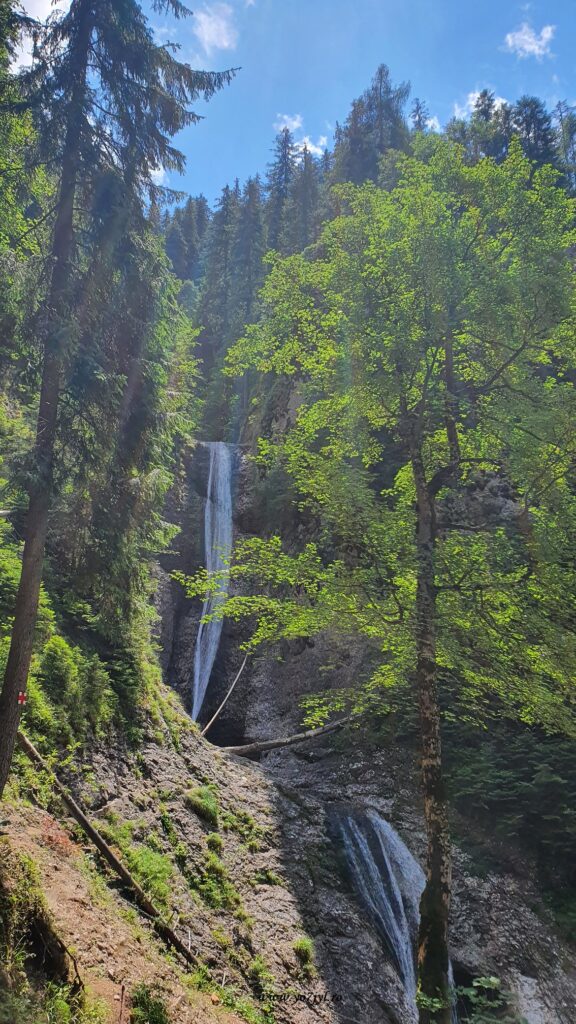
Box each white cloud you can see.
[193,3,238,56]
[245,0,256,6]
[504,22,555,60]
[273,115,329,156]
[151,167,168,186]
[274,113,304,133]
[295,134,328,158]
[427,115,441,132]
[15,1,70,67]
[21,0,60,17]
[454,90,507,119]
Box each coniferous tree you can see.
[332,99,373,184]
[411,97,430,132]
[196,182,241,367]
[230,176,266,330]
[555,100,576,193]
[512,95,557,167]
[281,145,321,253]
[265,127,297,250]
[0,0,234,798]
[165,213,189,279]
[332,65,409,183]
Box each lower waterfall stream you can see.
[191,441,234,721]
[336,808,459,1022]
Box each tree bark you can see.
[0,9,92,800]
[410,438,452,1024]
[443,330,461,470]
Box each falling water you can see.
[336,809,458,1022]
[191,442,234,721]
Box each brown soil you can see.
[2,801,243,1024]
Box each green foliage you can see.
[252,868,283,886]
[212,141,576,745]
[186,785,220,827]
[0,848,47,983]
[0,986,107,1024]
[291,937,313,966]
[98,818,175,914]
[206,832,223,853]
[130,984,172,1024]
[455,976,526,1024]
[444,718,576,893]
[0,543,116,747]
[247,954,275,997]
[193,850,241,911]
[221,808,264,849]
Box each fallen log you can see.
[16,731,197,968]
[220,715,355,757]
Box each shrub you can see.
[206,832,223,853]
[293,935,316,980]
[252,868,283,886]
[186,785,219,827]
[130,983,171,1024]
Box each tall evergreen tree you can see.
[265,127,297,250]
[411,97,430,132]
[0,0,234,798]
[512,95,557,167]
[196,182,241,366]
[332,64,409,183]
[230,176,266,330]
[281,146,321,253]
[165,212,189,279]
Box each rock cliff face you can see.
[149,444,576,1024]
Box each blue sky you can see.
[24,1,576,203]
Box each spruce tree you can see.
[165,214,189,279]
[411,97,430,133]
[196,182,241,367]
[281,145,321,253]
[512,95,557,167]
[230,176,266,329]
[0,0,234,798]
[265,127,297,250]
[332,65,409,183]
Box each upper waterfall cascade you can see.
[191,441,234,721]
[337,809,458,1022]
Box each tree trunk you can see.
[410,439,452,1024]
[443,330,461,469]
[0,11,91,800]
[220,714,354,756]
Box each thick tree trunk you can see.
[410,441,452,1024]
[0,12,91,800]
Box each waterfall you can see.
[336,809,458,1022]
[191,442,234,721]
